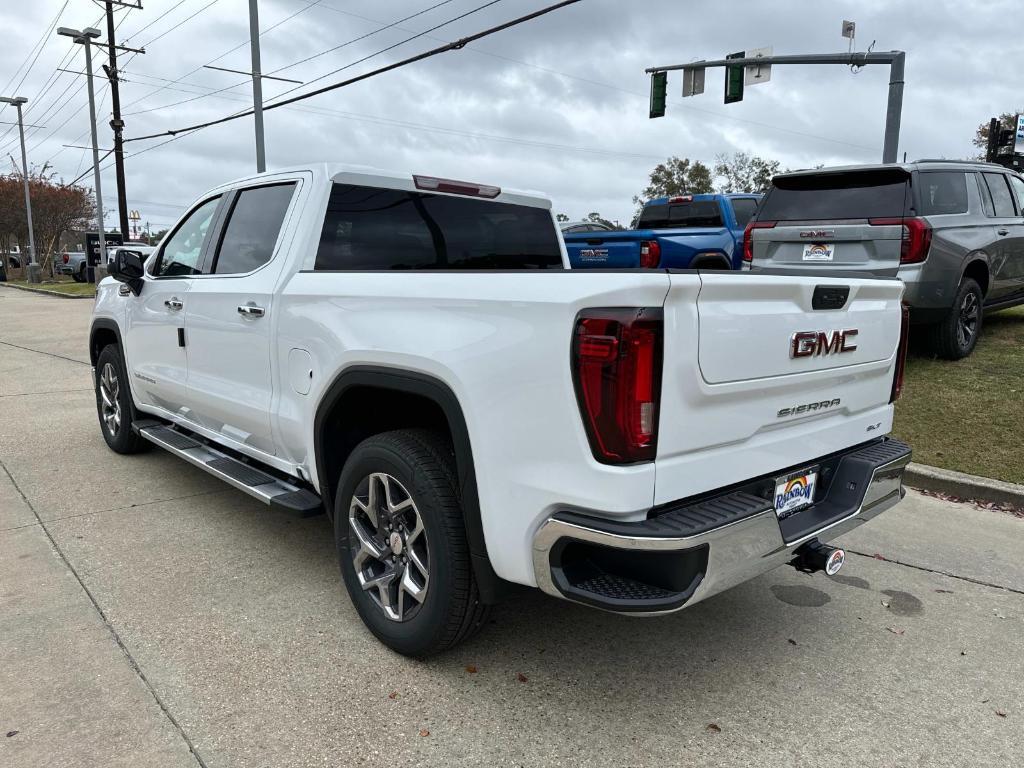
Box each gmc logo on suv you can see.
[790,329,859,358]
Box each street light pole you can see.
[0,95,39,283]
[58,27,107,272]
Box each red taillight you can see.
[742,220,775,263]
[639,239,661,268]
[868,217,932,264]
[572,308,663,464]
[890,304,910,403]
[63,253,69,264]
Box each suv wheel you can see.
[335,429,489,656]
[929,277,983,360]
[95,345,149,454]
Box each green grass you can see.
[893,306,1024,484]
[6,277,96,297]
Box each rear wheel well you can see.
[963,259,989,296]
[318,385,451,511]
[691,254,732,270]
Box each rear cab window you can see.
[314,184,563,270]
[758,169,911,221]
[730,198,758,226]
[638,200,724,229]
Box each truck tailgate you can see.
[563,231,641,268]
[654,271,904,505]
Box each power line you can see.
[126,0,577,143]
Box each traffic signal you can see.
[724,51,744,104]
[649,71,667,118]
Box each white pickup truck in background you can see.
[89,164,911,656]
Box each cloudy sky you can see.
[0,0,1019,232]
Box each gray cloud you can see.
[1,0,1019,231]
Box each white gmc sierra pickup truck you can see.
[91,164,912,656]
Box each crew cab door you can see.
[182,179,301,457]
[124,195,222,416]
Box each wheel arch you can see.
[961,255,990,297]
[89,318,123,366]
[313,365,510,603]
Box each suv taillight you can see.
[63,253,69,264]
[639,240,661,268]
[742,221,775,264]
[890,304,910,403]
[572,308,663,464]
[869,217,932,264]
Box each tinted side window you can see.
[977,174,995,216]
[155,196,221,277]
[1009,175,1024,214]
[213,183,296,275]
[917,171,968,215]
[983,173,1016,217]
[315,184,563,270]
[759,170,910,221]
[731,198,758,226]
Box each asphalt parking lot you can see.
[1,285,1022,768]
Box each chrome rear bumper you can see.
[531,438,911,615]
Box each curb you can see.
[0,283,94,300]
[904,462,1024,508]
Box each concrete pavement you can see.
[1,286,1022,767]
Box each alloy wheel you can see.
[956,291,979,350]
[348,472,429,622]
[99,362,121,436]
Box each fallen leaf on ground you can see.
[5,731,18,738]
[873,554,886,560]
[886,627,905,636]
[787,638,798,646]
[934,589,954,594]
[706,723,721,733]
[982,698,991,704]
[995,711,1007,718]
[465,665,478,674]
[516,672,528,683]
[419,729,430,737]
[388,691,399,700]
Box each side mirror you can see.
[110,249,145,295]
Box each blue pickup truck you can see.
[563,193,761,270]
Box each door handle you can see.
[237,302,265,318]
[164,297,183,311]
[997,228,1010,236]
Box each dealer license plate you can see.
[774,468,818,519]
[802,243,835,262]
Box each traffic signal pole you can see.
[646,50,907,164]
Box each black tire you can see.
[927,277,983,360]
[335,429,489,657]
[95,344,149,454]
[71,266,84,283]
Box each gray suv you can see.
[743,161,1024,359]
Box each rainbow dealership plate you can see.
[773,468,818,519]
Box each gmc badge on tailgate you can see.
[790,329,858,358]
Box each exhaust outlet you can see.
[790,539,846,576]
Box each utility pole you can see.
[0,96,39,283]
[249,0,266,172]
[647,50,907,164]
[101,1,145,239]
[58,27,107,270]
